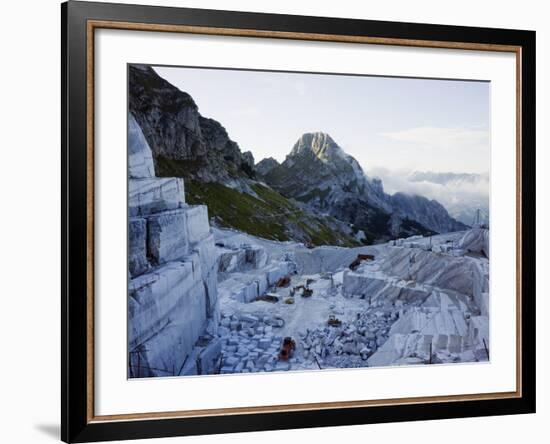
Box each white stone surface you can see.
[218,248,247,273]
[128,113,155,179]
[129,177,185,216]
[128,217,148,277]
[245,246,268,269]
[192,233,219,319]
[147,209,189,264]
[184,205,210,244]
[128,260,207,373]
[458,227,490,258]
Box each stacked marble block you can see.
[218,260,295,304]
[128,114,221,377]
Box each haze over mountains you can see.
[129,65,471,246]
[368,168,489,226]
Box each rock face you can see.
[129,65,254,185]
[255,157,280,176]
[390,192,466,234]
[262,133,391,211]
[129,113,155,178]
[259,132,467,241]
[128,112,221,378]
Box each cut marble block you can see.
[128,261,207,359]
[128,113,155,179]
[203,270,218,318]
[245,246,268,269]
[192,233,218,277]
[253,272,269,296]
[190,233,218,314]
[378,247,483,298]
[129,177,185,217]
[197,337,222,374]
[472,261,490,316]
[217,245,268,273]
[219,274,261,304]
[367,333,424,367]
[133,323,197,377]
[218,249,247,273]
[234,281,258,304]
[147,209,188,265]
[467,316,489,350]
[128,217,148,277]
[184,205,210,244]
[342,270,387,298]
[477,292,489,317]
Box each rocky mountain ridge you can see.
[129,65,255,188]
[258,132,467,240]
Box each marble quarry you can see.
[127,112,491,377]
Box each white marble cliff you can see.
[128,113,221,378]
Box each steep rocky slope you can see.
[390,192,467,234]
[129,65,358,247]
[129,64,254,187]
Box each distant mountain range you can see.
[129,65,468,246]
[369,168,489,226]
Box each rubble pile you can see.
[297,307,397,368]
[217,313,293,373]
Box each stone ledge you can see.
[129,217,148,277]
[129,177,185,217]
[147,208,189,265]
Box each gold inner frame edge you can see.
[85,19,523,423]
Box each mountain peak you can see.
[289,132,343,160]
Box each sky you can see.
[154,65,490,175]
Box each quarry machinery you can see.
[279,337,296,360]
[349,253,375,271]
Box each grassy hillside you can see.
[156,157,359,247]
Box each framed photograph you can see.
[61,1,536,442]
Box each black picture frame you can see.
[61,1,536,442]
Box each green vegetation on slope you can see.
[156,157,359,247]
[359,208,392,245]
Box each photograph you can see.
[127,64,491,378]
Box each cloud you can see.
[366,166,489,224]
[380,126,489,150]
[257,75,308,97]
